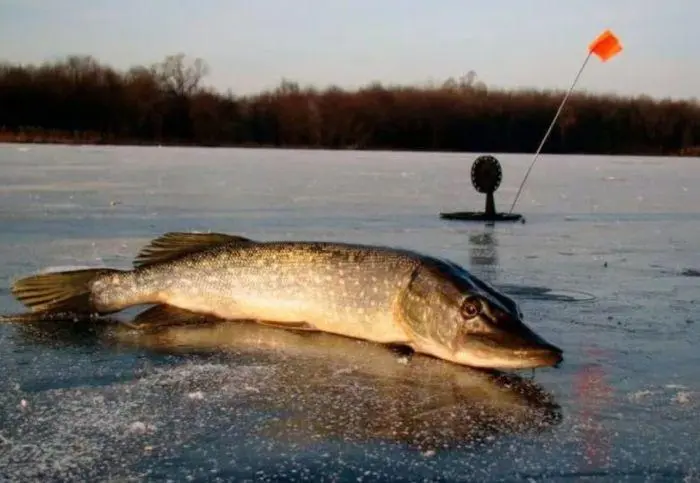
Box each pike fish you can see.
[4,232,563,370]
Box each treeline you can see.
[1,54,699,155]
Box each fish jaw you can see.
[408,331,563,370]
[434,310,564,370]
[452,342,564,370]
[402,323,562,370]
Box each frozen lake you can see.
[0,144,699,481]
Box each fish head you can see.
[398,259,563,370]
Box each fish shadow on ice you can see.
[12,307,563,451]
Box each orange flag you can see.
[589,29,622,62]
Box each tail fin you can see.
[10,268,121,314]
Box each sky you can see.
[0,0,698,99]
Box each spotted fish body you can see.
[94,241,420,345]
[6,232,564,369]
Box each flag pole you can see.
[507,29,621,215]
[508,51,592,214]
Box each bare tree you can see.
[460,70,477,88]
[152,53,209,96]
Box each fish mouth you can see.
[511,344,564,369]
[488,319,564,369]
[454,334,564,370]
[455,347,563,370]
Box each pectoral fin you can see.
[385,343,415,358]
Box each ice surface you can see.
[1,144,699,480]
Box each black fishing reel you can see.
[471,155,502,194]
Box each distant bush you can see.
[0,54,698,155]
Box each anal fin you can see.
[134,231,256,268]
[126,304,223,330]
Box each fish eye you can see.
[460,297,483,319]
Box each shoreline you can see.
[1,55,699,158]
[2,132,698,157]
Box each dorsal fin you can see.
[133,232,255,268]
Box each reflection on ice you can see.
[12,310,562,453]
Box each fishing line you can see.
[507,30,622,214]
